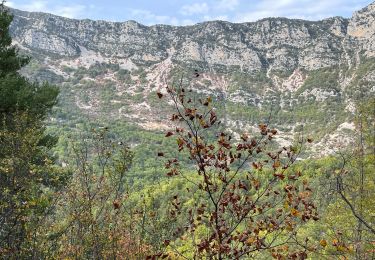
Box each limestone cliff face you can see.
[348,2,375,56]
[9,2,375,72]
[7,3,375,157]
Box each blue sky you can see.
[6,0,374,25]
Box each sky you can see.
[6,0,374,26]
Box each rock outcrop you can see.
[9,2,375,71]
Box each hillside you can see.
[1,2,374,258]
[7,2,375,161]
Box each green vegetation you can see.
[0,4,69,257]
[1,3,374,259]
[297,67,340,95]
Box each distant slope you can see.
[6,2,375,159]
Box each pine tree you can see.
[0,2,58,118]
[0,2,28,78]
[0,2,68,257]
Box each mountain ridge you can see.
[8,2,375,72]
[6,2,375,159]
[6,6,350,27]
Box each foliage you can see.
[0,4,28,77]
[292,97,375,259]
[297,67,340,95]
[37,128,150,258]
[154,77,319,259]
[1,1,374,258]
[0,3,65,257]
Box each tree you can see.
[295,90,375,259]
[334,96,375,259]
[0,2,58,117]
[0,2,67,257]
[0,1,28,79]
[155,74,319,259]
[40,128,146,259]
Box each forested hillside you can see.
[0,1,374,259]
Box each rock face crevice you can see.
[9,2,375,72]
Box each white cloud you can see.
[130,9,172,24]
[6,0,39,10]
[216,0,239,11]
[129,9,193,26]
[18,0,47,11]
[6,0,372,25]
[180,2,209,16]
[6,1,16,8]
[179,0,239,17]
[234,0,370,22]
[53,5,87,19]
[203,14,229,21]
[6,0,87,19]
